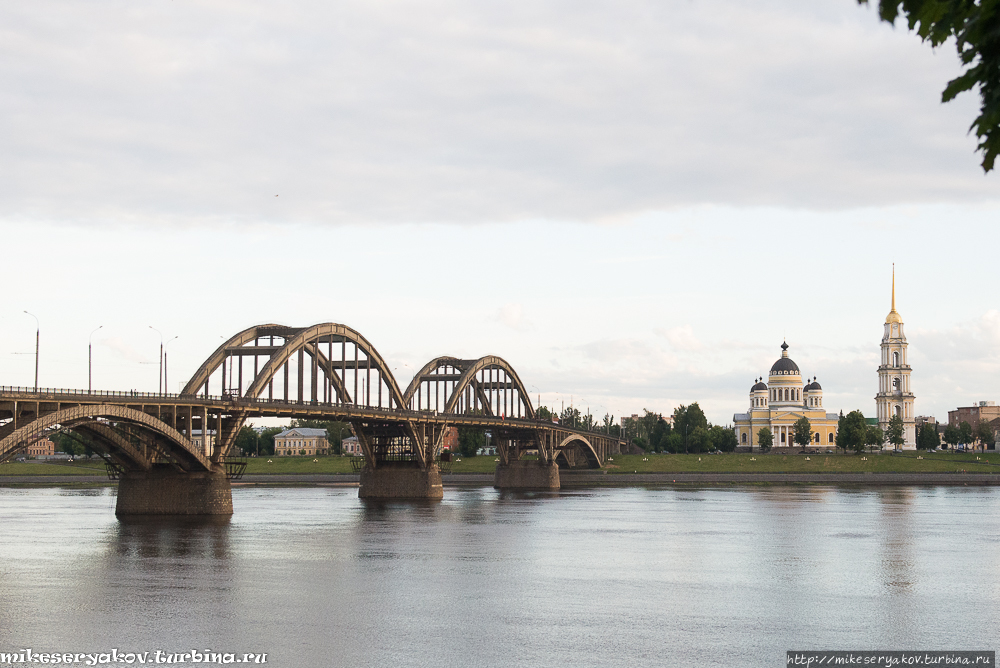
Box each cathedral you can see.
[733,342,840,449]
[875,268,916,449]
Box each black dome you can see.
[805,381,822,391]
[751,381,767,391]
[770,357,799,373]
[769,341,799,374]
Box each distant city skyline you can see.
[1,1,997,426]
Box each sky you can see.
[1,0,997,426]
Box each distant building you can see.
[733,342,840,448]
[274,428,329,456]
[342,436,362,455]
[191,430,216,458]
[948,402,1000,432]
[441,426,458,451]
[26,437,55,458]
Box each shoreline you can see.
[2,471,999,486]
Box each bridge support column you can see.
[494,459,560,490]
[116,465,233,516]
[358,463,444,499]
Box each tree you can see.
[51,431,94,457]
[867,424,887,452]
[457,426,485,457]
[665,432,683,454]
[688,426,711,453]
[757,427,774,453]
[258,427,283,456]
[709,425,738,453]
[917,423,940,450]
[234,426,259,456]
[650,417,671,453]
[836,410,868,454]
[536,405,554,422]
[959,420,974,447]
[639,410,660,443]
[673,403,709,453]
[943,424,962,449]
[601,413,617,435]
[975,420,995,451]
[793,416,812,450]
[886,414,905,450]
[858,1,1000,171]
[560,406,581,428]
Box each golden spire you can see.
[886,264,902,324]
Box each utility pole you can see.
[24,311,39,391]
[89,325,103,393]
[149,326,164,393]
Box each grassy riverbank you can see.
[601,452,1000,474]
[0,461,109,476]
[3,451,997,477]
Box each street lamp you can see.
[149,326,164,393]
[24,311,39,391]
[89,325,103,393]
[163,336,179,395]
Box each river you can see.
[1,484,998,667]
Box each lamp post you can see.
[23,311,39,391]
[163,336,178,395]
[149,326,164,394]
[89,325,103,393]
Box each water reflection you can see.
[1,485,999,667]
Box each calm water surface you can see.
[1,485,998,667]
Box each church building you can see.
[875,268,916,449]
[733,342,840,448]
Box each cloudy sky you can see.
[1,0,997,426]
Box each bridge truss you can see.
[0,322,623,477]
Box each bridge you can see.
[0,323,624,515]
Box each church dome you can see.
[751,380,767,391]
[804,378,822,391]
[769,342,799,374]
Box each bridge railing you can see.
[0,385,189,400]
[0,386,624,440]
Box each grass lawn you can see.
[602,451,1000,474]
[0,460,109,476]
[5,452,998,477]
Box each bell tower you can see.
[876,266,915,449]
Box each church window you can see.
[829,433,834,443]
[741,432,747,444]
[893,378,899,389]
[895,405,901,417]
[781,432,786,443]
[893,351,899,367]
[814,433,820,443]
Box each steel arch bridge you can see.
[0,321,623,492]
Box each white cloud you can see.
[656,325,703,352]
[496,302,531,331]
[0,0,995,228]
[98,337,155,365]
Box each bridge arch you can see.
[0,405,213,472]
[404,355,535,419]
[555,433,601,469]
[182,322,406,410]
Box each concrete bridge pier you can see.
[494,459,560,490]
[358,462,444,499]
[116,465,234,516]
